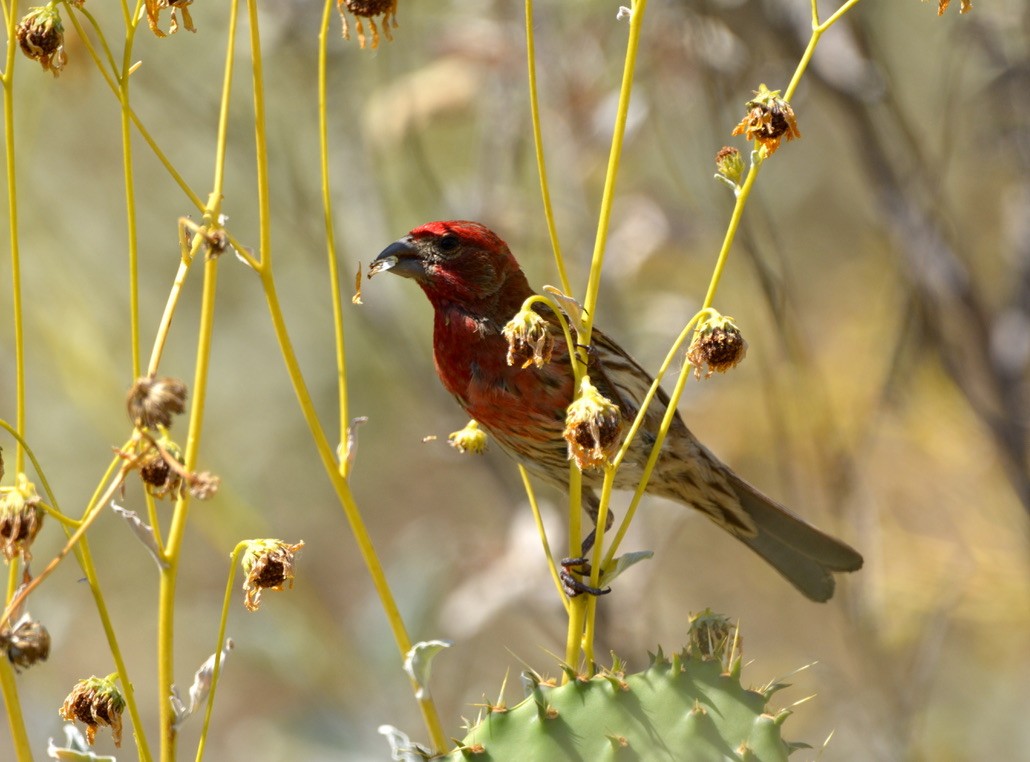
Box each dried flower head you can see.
[932,0,972,14]
[1,613,51,672]
[144,0,196,37]
[686,609,740,668]
[448,420,488,455]
[687,313,748,379]
[16,4,68,77]
[139,439,185,500]
[563,377,623,471]
[127,375,188,429]
[731,84,801,158]
[241,540,304,612]
[59,675,126,747]
[714,146,745,187]
[502,307,555,369]
[0,474,45,562]
[337,0,399,49]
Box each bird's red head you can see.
[370,220,531,310]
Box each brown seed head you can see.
[59,676,126,747]
[337,0,399,49]
[731,84,801,157]
[563,377,623,471]
[2,614,51,672]
[127,376,188,430]
[687,314,748,379]
[241,540,304,612]
[503,308,555,369]
[0,475,45,562]
[16,5,67,77]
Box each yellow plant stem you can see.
[582,467,616,670]
[119,4,144,376]
[159,253,219,762]
[2,0,23,476]
[0,658,29,762]
[317,0,350,459]
[195,542,246,762]
[579,0,647,350]
[519,466,570,613]
[524,0,570,295]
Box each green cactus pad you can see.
[444,614,800,761]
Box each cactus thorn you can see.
[606,733,630,748]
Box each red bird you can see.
[371,220,862,601]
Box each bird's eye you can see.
[438,234,460,254]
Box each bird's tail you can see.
[726,473,863,602]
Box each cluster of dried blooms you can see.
[59,675,126,747]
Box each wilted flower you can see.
[59,675,126,747]
[0,474,45,562]
[144,0,196,37]
[931,0,971,14]
[714,146,745,187]
[337,0,399,49]
[448,420,488,454]
[126,375,188,429]
[687,313,748,379]
[686,609,740,668]
[731,84,801,157]
[139,439,184,500]
[241,540,304,612]
[16,4,67,77]
[186,471,220,500]
[503,307,555,369]
[563,376,623,471]
[1,613,51,672]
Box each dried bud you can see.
[241,540,304,612]
[186,471,220,500]
[144,0,196,37]
[686,609,740,667]
[127,376,188,429]
[731,84,801,158]
[448,420,488,455]
[932,0,972,14]
[687,313,748,379]
[0,474,45,562]
[139,438,185,500]
[59,675,126,747]
[1,614,51,672]
[502,307,555,369]
[337,0,399,49]
[563,377,623,471]
[16,4,67,77]
[714,146,745,186]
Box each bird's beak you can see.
[368,236,425,280]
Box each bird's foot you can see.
[560,556,611,597]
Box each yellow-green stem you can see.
[582,467,616,669]
[159,253,219,762]
[579,0,647,349]
[119,4,143,376]
[525,0,570,295]
[195,543,246,762]
[519,465,569,612]
[3,1,23,476]
[0,658,30,761]
[318,0,350,459]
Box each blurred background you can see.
[1,0,1028,759]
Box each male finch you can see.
[370,221,862,601]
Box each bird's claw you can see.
[560,556,611,597]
